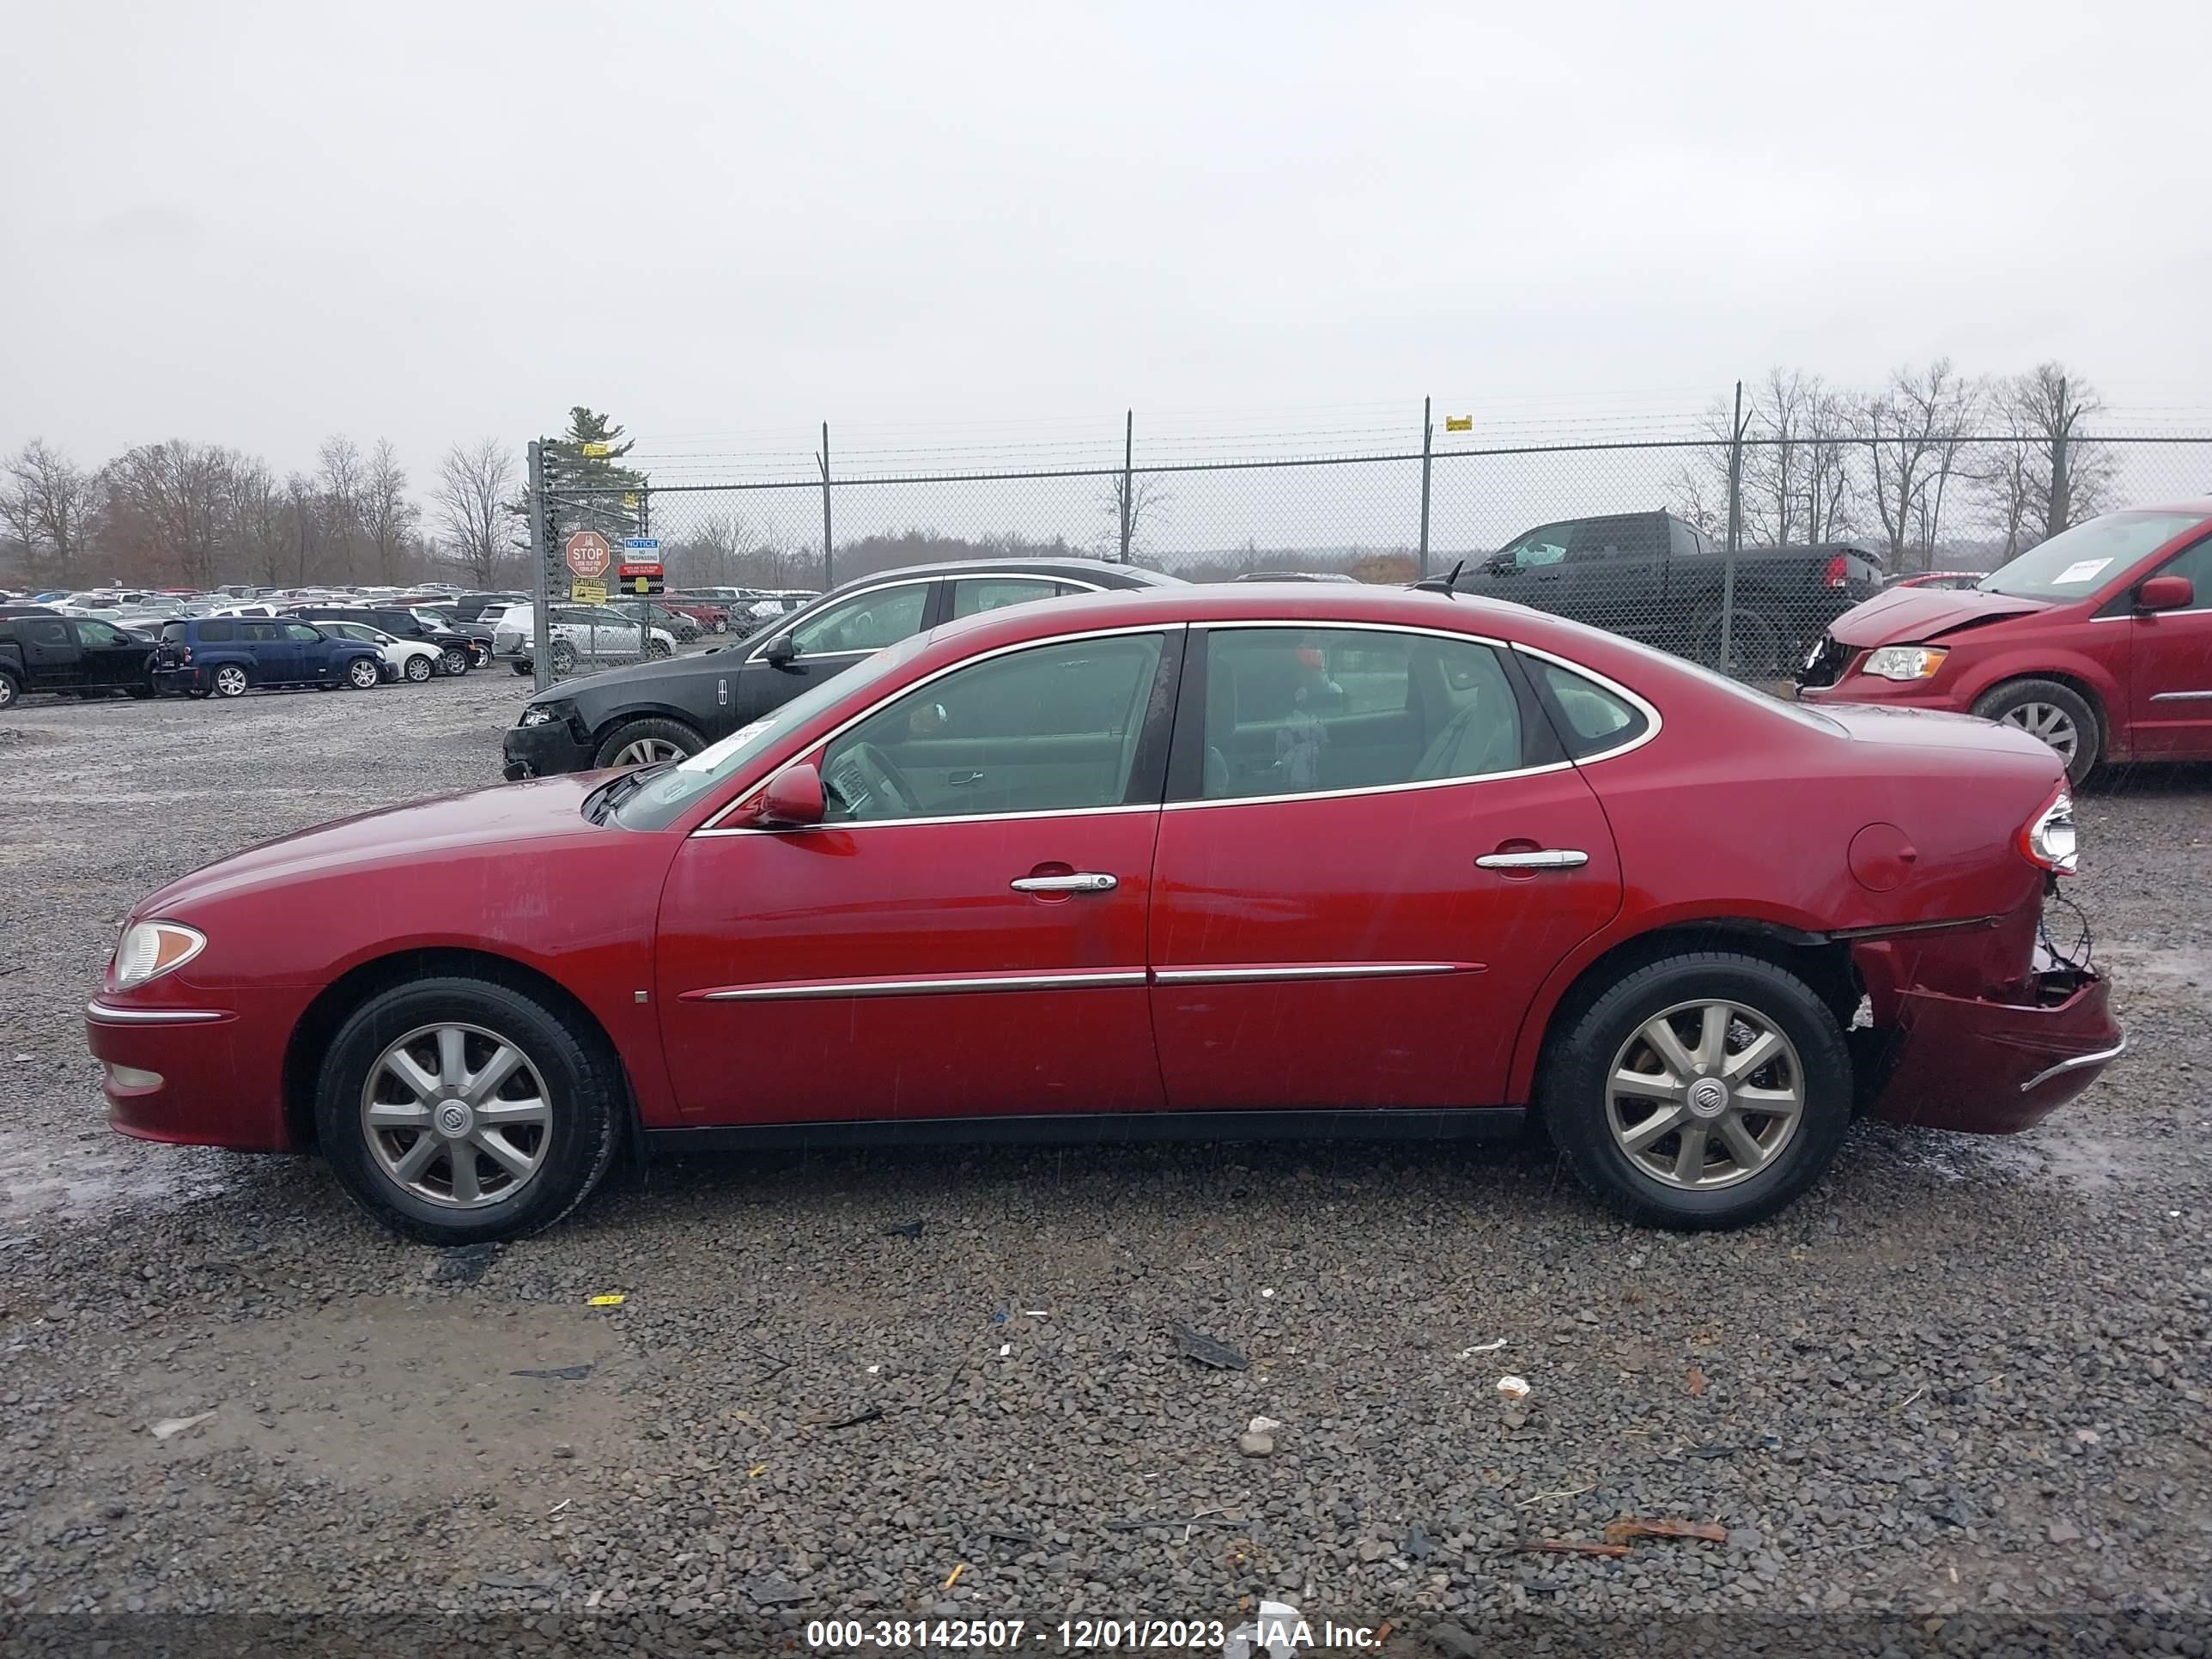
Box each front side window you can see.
[951,576,1062,618]
[76,620,131,647]
[283,623,322,643]
[820,633,1167,823]
[786,584,931,656]
[1499,523,1571,568]
[2148,534,2212,598]
[1979,511,2207,600]
[1199,627,1522,800]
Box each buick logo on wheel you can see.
[1687,1077,1729,1118]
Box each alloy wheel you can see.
[359,1022,552,1209]
[349,658,380,688]
[1604,999,1805,1190]
[441,647,469,676]
[214,665,248,697]
[405,656,434,682]
[612,736,685,766]
[1997,701,2079,765]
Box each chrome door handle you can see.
[1475,849,1589,870]
[1010,872,1119,894]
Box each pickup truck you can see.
[1448,510,1883,673]
[0,613,159,708]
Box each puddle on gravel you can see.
[1863,1121,2148,1190]
[0,1127,240,1221]
[57,1297,639,1501]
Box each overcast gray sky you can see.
[4,0,2208,488]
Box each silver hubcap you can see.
[216,668,246,694]
[360,1023,552,1209]
[614,736,684,766]
[1606,999,1805,1190]
[2000,702,2078,762]
[409,659,430,680]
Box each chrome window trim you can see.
[85,1000,225,1024]
[744,572,1109,665]
[1506,641,1665,764]
[699,969,1146,1001]
[696,620,1185,834]
[2089,606,2212,622]
[1153,962,1468,986]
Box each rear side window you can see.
[951,576,1061,617]
[198,620,235,643]
[242,622,279,641]
[1530,658,1650,757]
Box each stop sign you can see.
[563,530,612,580]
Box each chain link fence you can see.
[521,419,2212,691]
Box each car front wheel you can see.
[1972,678,2101,785]
[316,976,622,1243]
[344,657,381,690]
[404,654,434,683]
[592,717,703,769]
[1540,951,1850,1230]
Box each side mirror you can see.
[746,762,825,829]
[1486,554,1517,575]
[762,633,798,667]
[2136,574,2194,613]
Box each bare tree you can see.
[316,435,365,580]
[1858,360,1980,572]
[2,439,104,587]
[360,439,419,584]
[429,439,517,588]
[220,459,290,586]
[1100,472,1171,561]
[103,442,234,588]
[1671,374,1860,546]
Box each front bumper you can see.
[501,715,595,780]
[1863,969,2123,1134]
[86,994,297,1152]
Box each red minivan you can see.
[1798,502,2212,782]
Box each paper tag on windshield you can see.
[2053,558,2112,585]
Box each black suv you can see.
[0,614,159,708]
[288,606,482,675]
[502,558,1182,775]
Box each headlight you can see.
[1863,645,1949,682]
[519,704,556,726]
[112,921,206,989]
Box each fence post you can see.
[1418,395,1433,579]
[817,422,834,589]
[1120,410,1133,563]
[2048,375,2070,536]
[636,481,651,665]
[527,438,552,695]
[1721,380,1744,677]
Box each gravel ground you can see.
[0,673,2207,1657]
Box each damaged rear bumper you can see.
[1863,969,2123,1135]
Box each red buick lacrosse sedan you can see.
[88,583,2120,1242]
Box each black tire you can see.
[592,716,704,769]
[315,975,623,1244]
[126,684,155,700]
[645,639,673,660]
[404,654,435,684]
[439,646,471,678]
[0,670,18,710]
[1971,678,2101,786]
[185,684,211,700]
[343,655,381,690]
[212,663,251,698]
[1689,605,1785,678]
[511,660,533,676]
[1540,951,1851,1231]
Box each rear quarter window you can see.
[197,620,236,643]
[1527,656,1653,757]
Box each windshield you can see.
[1977,511,2205,601]
[610,634,930,830]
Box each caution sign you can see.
[569,579,608,605]
[1444,415,1474,433]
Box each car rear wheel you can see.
[439,646,471,677]
[592,717,703,769]
[1690,606,1784,678]
[0,671,18,709]
[1972,678,2101,785]
[212,664,250,698]
[344,656,381,690]
[645,639,673,660]
[1540,951,1851,1230]
[404,654,434,683]
[316,977,622,1244]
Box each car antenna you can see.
[1412,559,1464,596]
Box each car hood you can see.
[1826,585,2048,647]
[137,773,617,916]
[532,648,732,707]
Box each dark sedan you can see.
[503,557,1182,775]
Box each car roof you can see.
[820,556,1178,594]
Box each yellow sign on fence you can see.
[569,579,607,605]
[1444,415,1474,433]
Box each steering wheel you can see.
[830,741,923,820]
